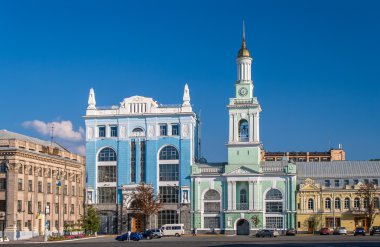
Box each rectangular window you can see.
[98,126,106,137]
[28,180,33,191]
[325,217,340,228]
[159,164,179,181]
[98,166,117,182]
[158,210,178,227]
[98,187,117,204]
[373,179,379,186]
[0,221,3,231]
[265,217,283,229]
[17,200,22,212]
[344,180,349,187]
[38,181,43,193]
[364,179,369,185]
[131,140,136,183]
[0,178,6,190]
[18,178,23,190]
[17,220,22,231]
[28,220,32,231]
[140,140,146,182]
[71,186,75,196]
[28,201,32,214]
[55,203,59,214]
[354,179,359,185]
[324,180,330,187]
[0,201,5,211]
[160,124,167,136]
[64,204,67,214]
[46,220,51,231]
[46,202,50,215]
[64,185,67,195]
[38,201,42,213]
[265,202,283,213]
[70,204,74,214]
[159,186,179,203]
[204,217,220,229]
[171,124,179,136]
[204,202,220,213]
[110,126,118,137]
[55,220,59,231]
[334,180,340,187]
[47,182,52,194]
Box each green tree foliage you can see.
[82,205,100,235]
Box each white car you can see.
[270,230,280,237]
[150,228,163,238]
[333,227,347,235]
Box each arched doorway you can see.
[236,219,250,235]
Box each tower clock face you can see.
[239,87,248,97]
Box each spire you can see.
[237,19,251,58]
[181,83,192,112]
[87,88,96,109]
[182,83,190,106]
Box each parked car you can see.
[142,230,154,240]
[286,228,297,236]
[150,228,163,238]
[115,232,143,241]
[354,227,366,236]
[370,226,380,236]
[161,224,185,236]
[255,229,274,238]
[333,227,347,235]
[319,227,331,235]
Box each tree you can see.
[305,215,321,234]
[356,182,380,229]
[130,183,162,229]
[251,215,260,229]
[82,205,100,235]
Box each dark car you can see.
[354,227,366,236]
[142,230,154,240]
[319,228,331,235]
[370,226,380,236]
[255,229,274,238]
[286,228,297,236]
[115,232,143,241]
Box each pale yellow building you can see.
[0,130,85,240]
[263,149,345,162]
[297,161,380,233]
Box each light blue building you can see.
[84,84,198,233]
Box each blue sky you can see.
[0,0,379,160]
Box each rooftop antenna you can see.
[50,123,55,145]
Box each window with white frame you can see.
[344,198,350,209]
[98,166,117,182]
[98,187,116,204]
[158,210,178,227]
[98,126,106,137]
[354,197,360,208]
[110,126,118,137]
[204,217,220,229]
[160,124,167,136]
[203,189,221,213]
[266,217,283,229]
[325,198,331,209]
[335,198,341,209]
[308,198,314,210]
[98,147,117,161]
[265,189,283,213]
[171,124,179,136]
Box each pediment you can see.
[300,183,320,191]
[224,166,261,175]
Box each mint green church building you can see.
[190,28,297,235]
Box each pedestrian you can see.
[127,230,131,242]
[192,227,197,236]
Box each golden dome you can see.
[237,38,251,58]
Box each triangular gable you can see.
[299,183,320,191]
[224,166,261,176]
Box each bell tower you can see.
[227,22,262,168]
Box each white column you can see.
[232,181,236,210]
[229,114,233,142]
[249,113,254,143]
[228,181,232,210]
[234,114,239,142]
[254,113,259,143]
[249,181,254,210]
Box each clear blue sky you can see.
[1,0,379,161]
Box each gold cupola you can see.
[237,20,251,58]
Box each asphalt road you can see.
[7,235,380,247]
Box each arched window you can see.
[240,189,247,203]
[239,119,249,142]
[132,128,144,136]
[98,147,117,161]
[204,190,221,213]
[325,198,331,209]
[344,198,350,209]
[374,197,380,209]
[204,190,220,200]
[354,197,360,208]
[335,198,341,209]
[265,189,283,213]
[159,146,179,160]
[266,189,283,200]
[308,198,314,210]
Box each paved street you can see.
[5,235,380,247]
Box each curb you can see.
[29,235,105,244]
